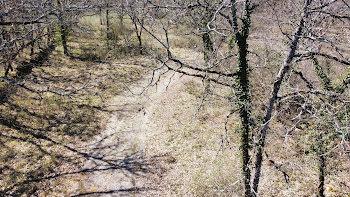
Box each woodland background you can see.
[0,0,349,196]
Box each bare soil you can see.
[57,71,189,196]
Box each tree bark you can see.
[201,5,214,63]
[106,1,110,49]
[119,2,124,28]
[252,0,313,195]
[60,24,69,55]
[236,32,252,197]
[30,25,35,57]
[47,26,52,46]
[99,7,103,25]
[1,17,13,76]
[130,14,143,54]
[233,1,254,196]
[318,154,326,197]
[57,0,69,56]
[202,32,213,63]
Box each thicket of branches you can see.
[126,0,349,195]
[1,0,349,196]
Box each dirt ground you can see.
[50,71,191,196]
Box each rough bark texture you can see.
[318,154,326,197]
[131,16,143,53]
[202,32,213,63]
[106,1,110,49]
[200,1,214,63]
[230,0,239,34]
[99,7,103,25]
[234,1,253,196]
[252,0,313,195]
[57,0,69,56]
[60,24,69,55]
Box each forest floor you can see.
[2,13,349,197]
[59,49,220,196]
[62,51,350,197]
[51,47,239,196]
[65,71,184,196]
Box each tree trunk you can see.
[30,25,35,57]
[57,0,69,56]
[318,154,326,197]
[133,17,143,54]
[119,2,124,28]
[201,7,214,63]
[1,18,13,76]
[137,34,142,53]
[106,1,110,49]
[236,30,252,197]
[47,26,51,46]
[234,1,253,196]
[99,7,103,25]
[252,1,313,195]
[60,24,69,55]
[202,32,213,63]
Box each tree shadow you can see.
[0,101,163,196]
[71,187,148,197]
[0,114,161,196]
[16,44,56,78]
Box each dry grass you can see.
[143,73,244,196]
[142,65,350,197]
[139,14,350,197]
[1,7,349,197]
[0,13,155,196]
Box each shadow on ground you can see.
[0,114,161,196]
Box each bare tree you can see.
[1,0,348,195]
[132,0,350,196]
[254,0,349,195]
[1,0,93,77]
[125,0,149,53]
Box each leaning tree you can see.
[133,0,350,196]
